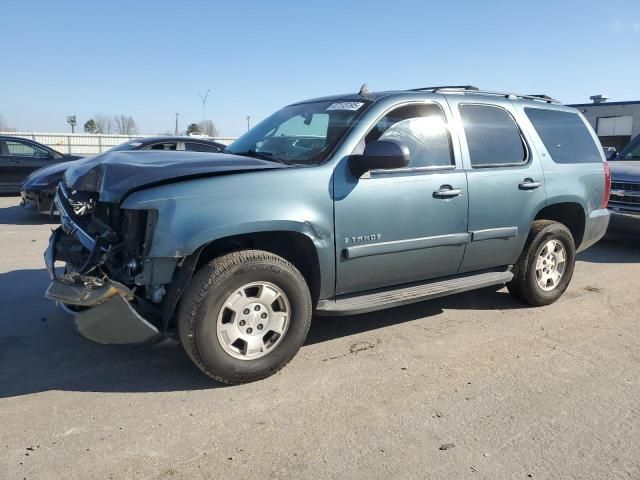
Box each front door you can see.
[334,101,469,295]
[446,99,547,273]
[1,139,53,188]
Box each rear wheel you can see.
[507,220,576,306]
[178,250,312,384]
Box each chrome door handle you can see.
[519,179,542,190]
[433,186,463,198]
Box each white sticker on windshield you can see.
[326,102,365,111]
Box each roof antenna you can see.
[358,83,370,96]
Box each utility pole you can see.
[198,89,211,121]
[175,113,179,135]
[246,115,251,131]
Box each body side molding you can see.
[470,226,519,241]
[343,232,470,260]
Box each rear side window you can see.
[459,104,526,167]
[186,142,223,153]
[525,108,602,164]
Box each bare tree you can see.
[0,114,14,131]
[112,115,138,135]
[198,119,219,137]
[93,114,112,134]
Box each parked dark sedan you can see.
[1,136,82,194]
[21,136,227,212]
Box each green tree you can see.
[186,123,201,135]
[84,119,98,133]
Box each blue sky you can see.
[1,0,639,136]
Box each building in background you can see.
[569,95,640,152]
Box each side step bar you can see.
[316,269,513,316]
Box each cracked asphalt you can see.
[1,195,639,479]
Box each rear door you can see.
[446,99,547,272]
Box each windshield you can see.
[617,136,640,160]
[226,100,372,165]
[106,141,144,152]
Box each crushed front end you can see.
[44,182,170,344]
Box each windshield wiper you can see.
[228,149,287,165]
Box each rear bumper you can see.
[608,204,640,220]
[577,208,610,253]
[608,208,640,234]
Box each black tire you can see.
[177,249,312,384]
[507,220,576,306]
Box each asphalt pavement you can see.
[1,195,638,480]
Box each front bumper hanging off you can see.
[44,193,159,345]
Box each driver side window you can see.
[359,103,453,169]
[6,140,50,158]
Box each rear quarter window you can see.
[525,108,602,164]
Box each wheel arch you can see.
[161,229,327,330]
[534,201,586,248]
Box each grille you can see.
[610,181,640,206]
[611,181,640,192]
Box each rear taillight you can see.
[602,161,611,208]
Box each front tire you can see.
[178,250,312,384]
[507,220,576,306]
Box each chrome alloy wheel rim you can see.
[216,282,290,360]
[535,239,567,291]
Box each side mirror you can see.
[605,149,617,161]
[350,140,410,177]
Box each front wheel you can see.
[178,250,312,384]
[507,220,576,306]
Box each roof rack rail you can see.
[525,94,559,103]
[408,85,479,92]
[407,85,560,104]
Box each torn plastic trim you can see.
[74,295,160,345]
[54,188,97,252]
[45,273,159,345]
[45,272,134,307]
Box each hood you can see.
[609,160,640,183]
[23,160,75,189]
[64,150,287,203]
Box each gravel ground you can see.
[0,195,639,480]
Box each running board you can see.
[316,269,513,316]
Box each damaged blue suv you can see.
[44,85,611,384]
